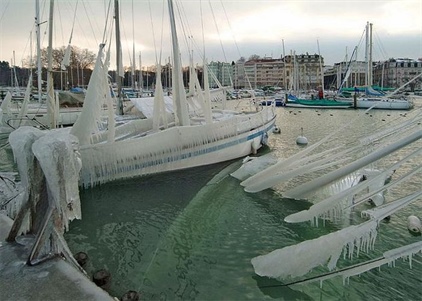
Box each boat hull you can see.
[79,108,276,188]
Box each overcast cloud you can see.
[0,0,421,69]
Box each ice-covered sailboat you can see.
[71,0,276,188]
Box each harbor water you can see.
[1,102,421,300]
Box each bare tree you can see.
[248,54,260,61]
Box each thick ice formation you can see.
[291,241,422,286]
[251,220,379,279]
[32,129,82,230]
[8,126,82,265]
[231,153,278,181]
[71,44,110,145]
[252,190,422,280]
[283,130,422,199]
[284,149,422,225]
[0,172,25,219]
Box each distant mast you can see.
[35,0,42,102]
[114,0,123,115]
[131,0,136,91]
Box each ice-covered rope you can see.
[261,241,422,288]
[251,190,422,281]
[241,106,376,189]
[243,143,363,193]
[284,147,422,225]
[282,130,422,199]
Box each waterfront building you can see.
[373,58,422,91]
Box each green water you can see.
[2,106,421,300]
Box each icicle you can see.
[252,189,422,281]
[285,155,422,224]
[71,44,107,145]
[289,242,422,287]
[16,74,32,127]
[251,220,379,279]
[202,59,213,124]
[152,64,166,131]
[32,130,82,230]
[61,44,72,70]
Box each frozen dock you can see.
[0,213,114,301]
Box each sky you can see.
[0,0,421,70]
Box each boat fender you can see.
[296,127,308,145]
[261,132,269,145]
[272,126,281,134]
[296,136,308,145]
[251,137,261,154]
[407,215,421,234]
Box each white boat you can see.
[70,0,276,188]
[355,96,413,110]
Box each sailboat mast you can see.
[282,39,286,90]
[35,0,42,102]
[131,0,136,91]
[46,0,56,129]
[368,23,373,86]
[114,0,123,115]
[365,21,369,86]
[167,0,190,126]
[317,39,324,95]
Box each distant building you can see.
[235,53,323,90]
[324,58,422,92]
[233,57,246,89]
[207,61,232,88]
[373,58,422,91]
[284,54,324,91]
[324,61,367,91]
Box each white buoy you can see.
[272,125,281,134]
[407,215,421,234]
[296,127,308,145]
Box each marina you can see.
[0,1,422,300]
[1,98,420,300]
[66,102,422,300]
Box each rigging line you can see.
[81,1,99,47]
[119,3,132,68]
[56,1,66,48]
[0,0,11,24]
[101,0,113,44]
[174,0,195,59]
[208,1,228,64]
[258,256,387,288]
[219,0,242,59]
[200,0,205,59]
[148,0,159,65]
[67,0,79,44]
